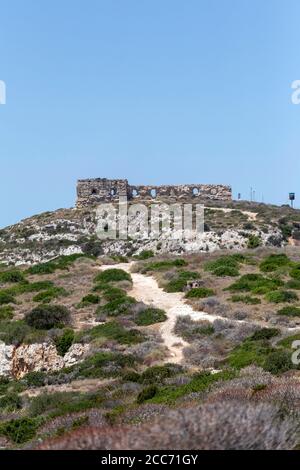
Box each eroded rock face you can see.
[0,342,89,379]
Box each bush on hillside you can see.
[134,307,167,326]
[185,287,215,299]
[265,290,298,304]
[277,306,300,317]
[94,269,132,283]
[25,305,70,330]
[260,254,291,273]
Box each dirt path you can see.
[101,263,221,363]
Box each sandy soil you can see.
[208,206,257,221]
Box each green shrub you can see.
[250,328,279,341]
[122,371,141,382]
[0,417,41,443]
[24,281,54,292]
[277,306,300,317]
[137,385,158,404]
[98,296,136,317]
[32,287,68,303]
[0,305,14,320]
[212,266,240,277]
[134,307,167,326]
[265,290,298,304]
[143,259,187,272]
[94,268,132,283]
[135,250,155,260]
[23,371,46,388]
[0,320,32,346]
[48,391,104,418]
[0,270,25,283]
[140,365,180,384]
[164,271,199,293]
[92,281,111,292]
[285,279,300,290]
[55,329,75,356]
[102,287,126,301]
[290,264,300,280]
[0,291,16,305]
[27,255,91,276]
[204,254,245,275]
[280,223,293,241]
[30,389,98,418]
[228,340,273,369]
[51,254,93,270]
[225,274,284,294]
[263,350,293,374]
[25,304,70,329]
[185,287,214,299]
[146,370,235,405]
[27,262,56,275]
[29,392,74,417]
[230,295,261,305]
[75,352,136,379]
[87,321,144,345]
[260,254,291,272]
[247,234,261,249]
[178,322,214,340]
[80,294,100,305]
[0,393,22,411]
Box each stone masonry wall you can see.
[76,178,232,208]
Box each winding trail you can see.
[100,263,221,363]
[100,262,300,364]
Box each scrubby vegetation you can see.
[230,295,261,305]
[164,271,200,292]
[134,307,167,326]
[1,247,300,450]
[204,254,245,277]
[141,259,188,272]
[265,290,298,304]
[185,287,215,299]
[260,254,291,273]
[94,268,132,283]
[25,305,71,330]
[277,306,300,317]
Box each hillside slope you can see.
[1,199,299,265]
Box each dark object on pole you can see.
[289,193,295,208]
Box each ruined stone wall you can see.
[76,178,231,208]
[77,178,129,208]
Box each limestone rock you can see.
[0,341,89,379]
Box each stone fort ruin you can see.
[76,178,232,208]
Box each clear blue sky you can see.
[0,0,300,228]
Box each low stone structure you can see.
[186,279,204,291]
[76,178,232,208]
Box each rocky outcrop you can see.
[0,342,89,379]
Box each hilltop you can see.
[0,199,300,266]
